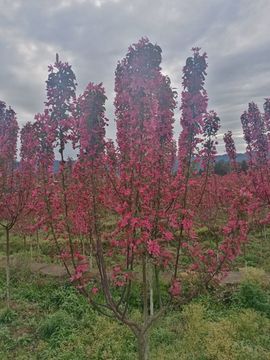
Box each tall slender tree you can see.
[0,102,33,305]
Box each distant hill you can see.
[215,153,247,163]
[53,153,248,174]
[54,160,60,173]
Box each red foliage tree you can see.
[26,43,252,360]
[240,101,270,232]
[0,102,34,305]
[223,130,237,171]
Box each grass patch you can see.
[0,228,270,359]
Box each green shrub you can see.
[38,310,75,347]
[204,309,270,359]
[241,267,270,288]
[0,326,16,351]
[180,304,209,358]
[0,308,17,324]
[234,282,270,316]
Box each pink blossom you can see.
[147,240,161,257]
[169,280,181,297]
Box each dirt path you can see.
[0,256,67,278]
[29,262,67,277]
[0,256,269,284]
[30,265,252,284]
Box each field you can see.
[0,230,270,360]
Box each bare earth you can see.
[1,255,269,284]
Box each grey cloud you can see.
[0,0,269,154]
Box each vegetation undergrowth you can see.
[0,251,270,360]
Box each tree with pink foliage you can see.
[29,56,80,277]
[173,47,213,281]
[263,98,270,149]
[70,82,108,272]
[27,42,252,360]
[111,38,177,357]
[240,101,270,231]
[79,41,248,359]
[223,130,237,171]
[241,102,268,166]
[0,101,18,305]
[0,102,34,305]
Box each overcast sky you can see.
[0,0,270,154]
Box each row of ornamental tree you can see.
[0,38,269,359]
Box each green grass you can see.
[0,228,270,359]
[196,225,270,272]
[237,228,270,271]
[0,269,136,360]
[0,265,270,359]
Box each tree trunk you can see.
[88,234,93,269]
[82,236,85,256]
[30,242,33,261]
[36,230,40,253]
[23,235,26,252]
[6,227,10,307]
[149,265,154,316]
[137,332,149,360]
[154,266,162,308]
[140,256,150,359]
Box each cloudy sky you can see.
[0,0,270,153]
